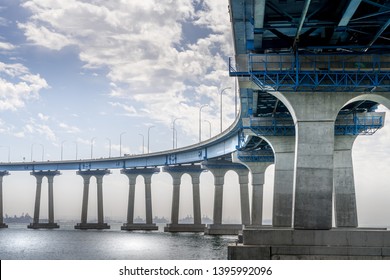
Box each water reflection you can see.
[0,223,236,260]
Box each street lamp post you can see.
[73,141,78,160]
[61,140,67,160]
[106,138,111,158]
[199,104,208,142]
[40,144,44,161]
[31,143,44,161]
[0,146,10,162]
[139,134,145,154]
[220,87,231,133]
[119,132,127,157]
[204,120,212,139]
[172,118,181,149]
[90,137,96,159]
[147,125,155,154]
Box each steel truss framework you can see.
[241,115,383,137]
[230,54,390,92]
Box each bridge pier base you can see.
[163,165,205,233]
[28,171,60,229]
[228,228,390,259]
[120,168,159,231]
[202,160,249,235]
[0,171,9,228]
[74,170,110,230]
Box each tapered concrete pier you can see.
[232,152,273,226]
[163,165,205,232]
[75,169,110,230]
[202,160,249,235]
[120,168,159,231]
[334,135,358,228]
[28,171,61,229]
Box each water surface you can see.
[0,223,236,260]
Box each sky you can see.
[0,0,389,226]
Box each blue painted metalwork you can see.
[242,115,383,137]
[230,53,390,92]
[229,0,390,54]
[244,118,295,136]
[237,150,274,163]
[335,115,384,135]
[0,117,243,171]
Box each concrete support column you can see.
[162,165,205,233]
[264,136,295,227]
[232,152,273,226]
[80,175,91,224]
[294,120,335,229]
[202,160,247,235]
[28,171,61,229]
[189,173,202,225]
[143,173,154,225]
[0,171,10,228]
[75,169,111,230]
[279,92,347,230]
[237,169,250,225]
[47,175,55,224]
[124,174,137,224]
[169,173,181,225]
[120,168,159,231]
[334,135,358,228]
[96,175,104,224]
[251,171,265,226]
[32,175,43,224]
[212,172,225,225]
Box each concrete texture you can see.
[242,228,390,247]
[0,172,9,228]
[74,223,110,230]
[121,223,158,231]
[28,171,61,229]
[120,168,160,230]
[164,224,205,232]
[334,135,358,227]
[162,165,205,232]
[232,152,272,226]
[294,120,334,229]
[228,244,390,260]
[264,136,295,227]
[228,228,390,259]
[28,223,59,229]
[204,224,243,235]
[76,170,111,230]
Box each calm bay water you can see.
[0,223,236,260]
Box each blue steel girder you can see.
[240,115,384,137]
[229,0,390,54]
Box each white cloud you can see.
[37,113,49,121]
[59,122,80,134]
[109,102,137,116]
[0,41,16,50]
[0,16,7,27]
[0,62,49,111]
[23,118,57,141]
[18,22,74,51]
[18,0,235,138]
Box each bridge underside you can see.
[229,0,390,259]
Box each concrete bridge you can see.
[0,0,390,259]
